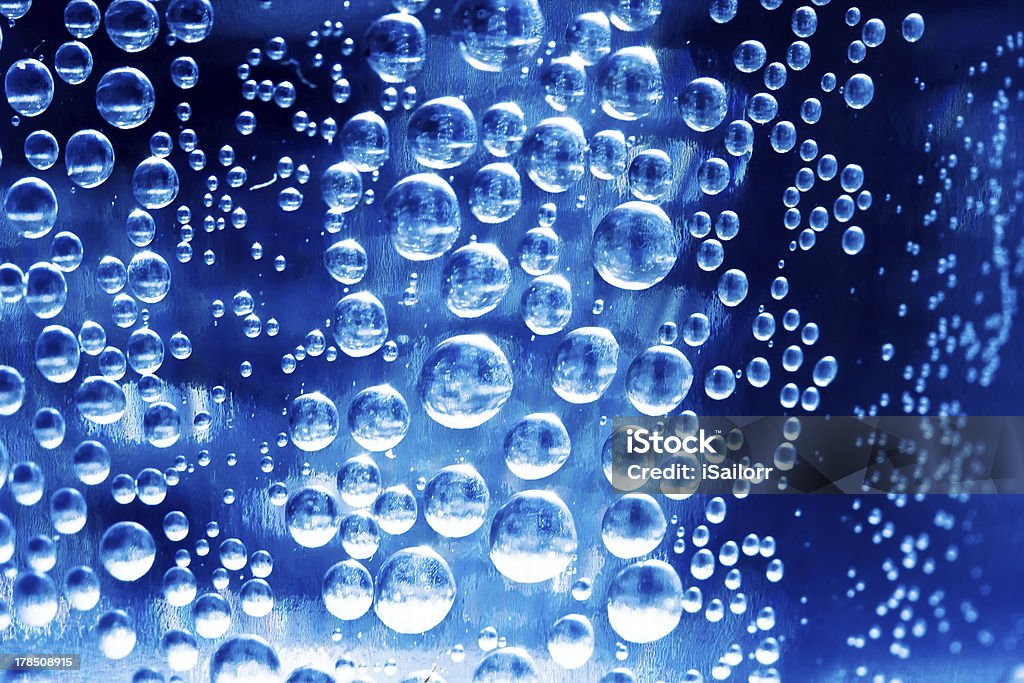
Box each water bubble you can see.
[519,226,561,275]
[170,56,199,88]
[598,47,663,120]
[365,12,426,83]
[5,59,54,117]
[373,485,418,535]
[97,609,136,659]
[504,413,571,479]
[451,0,545,72]
[96,67,155,129]
[320,162,362,212]
[481,102,526,157]
[384,173,461,260]
[442,243,511,317]
[132,157,180,209]
[322,559,373,620]
[128,250,171,302]
[12,571,59,627]
[105,0,159,52]
[490,490,577,583]
[332,292,388,357]
[522,117,588,193]
[35,325,80,383]
[698,157,731,195]
[565,11,611,65]
[474,648,539,682]
[375,546,456,633]
[165,0,214,43]
[553,327,619,403]
[902,13,925,43]
[705,365,737,400]
[593,201,679,290]
[286,485,341,548]
[25,262,68,318]
[347,385,409,452]
[4,176,57,239]
[628,149,673,202]
[844,73,874,109]
[733,40,767,73]
[419,334,513,429]
[65,0,101,38]
[100,521,156,581]
[76,375,126,423]
[602,494,666,559]
[522,274,572,335]
[288,392,339,452]
[340,111,390,171]
[24,130,58,170]
[65,565,101,611]
[548,614,595,669]
[679,77,728,132]
[609,0,662,31]
[626,345,694,415]
[324,239,368,284]
[469,163,522,224]
[210,636,280,683]
[66,129,115,188]
[607,559,682,643]
[590,129,628,179]
[408,96,477,169]
[424,464,490,537]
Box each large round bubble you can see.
[418,334,513,429]
[383,173,461,260]
[374,546,456,634]
[489,490,577,583]
[593,201,680,290]
[451,0,545,72]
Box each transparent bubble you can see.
[521,274,572,335]
[35,325,80,383]
[65,129,115,188]
[424,464,490,537]
[504,413,570,480]
[76,375,126,424]
[902,13,925,43]
[408,96,477,169]
[96,67,155,129]
[165,0,214,43]
[12,571,59,628]
[627,149,673,202]
[375,546,456,633]
[286,485,341,548]
[844,74,874,109]
[132,157,180,209]
[451,0,545,72]
[419,334,513,428]
[324,239,368,284]
[607,559,682,643]
[100,521,156,581]
[332,292,388,357]
[347,385,409,452]
[626,345,693,415]
[733,40,767,73]
[552,327,619,403]
[320,162,362,212]
[609,0,662,31]
[602,493,666,559]
[679,77,728,132]
[522,117,588,193]
[490,490,577,583]
[5,59,54,117]
[469,163,522,224]
[65,0,101,38]
[593,201,679,290]
[481,102,526,157]
[373,485,418,535]
[25,262,68,318]
[590,129,629,179]
[4,176,57,239]
[210,636,280,683]
[322,559,373,620]
[105,0,160,52]
[128,250,171,303]
[474,648,540,682]
[383,173,461,260]
[598,47,663,120]
[565,11,611,65]
[442,243,511,317]
[340,111,390,171]
[548,614,595,669]
[365,13,426,83]
[288,392,339,452]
